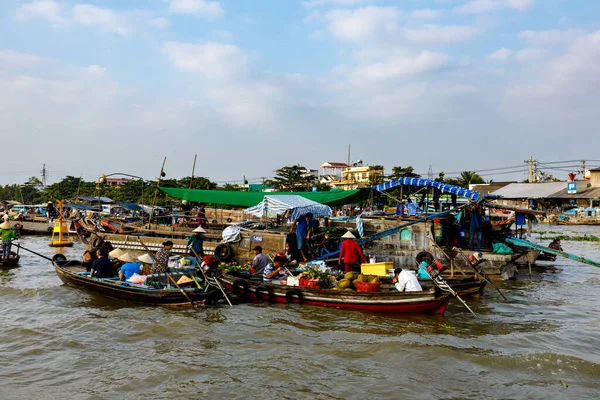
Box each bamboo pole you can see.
[149,157,166,228]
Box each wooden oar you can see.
[189,247,233,307]
[138,238,197,308]
[13,242,53,262]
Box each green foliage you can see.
[266,165,317,192]
[389,166,420,179]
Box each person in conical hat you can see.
[137,253,154,275]
[108,248,124,259]
[187,226,206,257]
[338,230,366,273]
[0,221,17,260]
[118,253,142,281]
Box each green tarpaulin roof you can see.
[158,187,372,207]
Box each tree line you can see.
[0,166,486,205]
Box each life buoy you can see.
[204,289,223,305]
[416,251,434,265]
[285,289,303,304]
[232,279,249,298]
[90,237,101,249]
[255,284,274,303]
[214,244,234,262]
[226,218,233,223]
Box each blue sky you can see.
[1,0,599,185]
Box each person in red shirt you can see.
[338,231,366,273]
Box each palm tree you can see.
[456,171,485,188]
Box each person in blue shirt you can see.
[118,253,141,281]
[290,213,313,262]
[469,203,483,253]
[263,252,288,283]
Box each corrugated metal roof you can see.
[491,182,567,199]
[549,181,600,199]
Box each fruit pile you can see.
[333,272,381,292]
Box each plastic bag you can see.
[127,273,147,284]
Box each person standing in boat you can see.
[0,221,17,260]
[392,267,422,292]
[196,203,208,229]
[186,226,206,257]
[154,240,173,273]
[290,213,313,262]
[338,231,366,273]
[469,202,483,253]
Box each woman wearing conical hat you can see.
[0,221,17,260]
[338,231,366,273]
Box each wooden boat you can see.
[0,251,20,268]
[219,272,452,314]
[52,259,231,306]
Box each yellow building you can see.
[325,162,385,190]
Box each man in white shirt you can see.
[392,267,422,292]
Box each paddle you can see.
[418,264,477,316]
[13,242,53,262]
[138,238,197,308]
[189,247,232,307]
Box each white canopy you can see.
[244,195,332,220]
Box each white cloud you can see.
[518,29,583,46]
[73,4,129,36]
[86,65,107,78]
[15,1,66,25]
[302,0,369,9]
[410,8,442,19]
[487,47,511,62]
[0,50,48,68]
[454,0,534,14]
[15,2,167,35]
[325,6,400,41]
[349,51,451,83]
[404,24,478,43]
[515,47,546,62]
[162,41,247,79]
[168,0,224,18]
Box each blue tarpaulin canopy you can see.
[244,195,332,220]
[372,177,482,201]
[119,203,143,211]
[68,195,115,203]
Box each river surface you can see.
[0,225,599,399]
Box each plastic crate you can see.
[361,262,393,276]
[355,280,382,293]
[298,278,320,288]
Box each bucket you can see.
[456,228,465,244]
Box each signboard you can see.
[567,182,576,194]
[251,235,263,242]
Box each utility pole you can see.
[428,165,433,180]
[581,160,586,178]
[533,160,538,183]
[41,164,47,188]
[524,156,534,183]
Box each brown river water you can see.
[0,225,599,399]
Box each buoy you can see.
[49,200,73,247]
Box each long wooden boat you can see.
[0,251,20,268]
[219,273,452,314]
[53,259,231,306]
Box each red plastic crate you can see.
[355,280,382,293]
[298,278,320,288]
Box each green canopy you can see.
[158,187,372,207]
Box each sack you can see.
[287,276,299,286]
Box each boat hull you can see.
[219,273,450,314]
[54,261,223,306]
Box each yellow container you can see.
[361,262,394,276]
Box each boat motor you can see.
[468,252,484,267]
[426,259,448,279]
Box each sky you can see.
[1,0,599,186]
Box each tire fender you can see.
[232,279,249,298]
[416,251,434,265]
[214,244,234,262]
[285,289,303,304]
[204,289,223,306]
[255,284,274,303]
